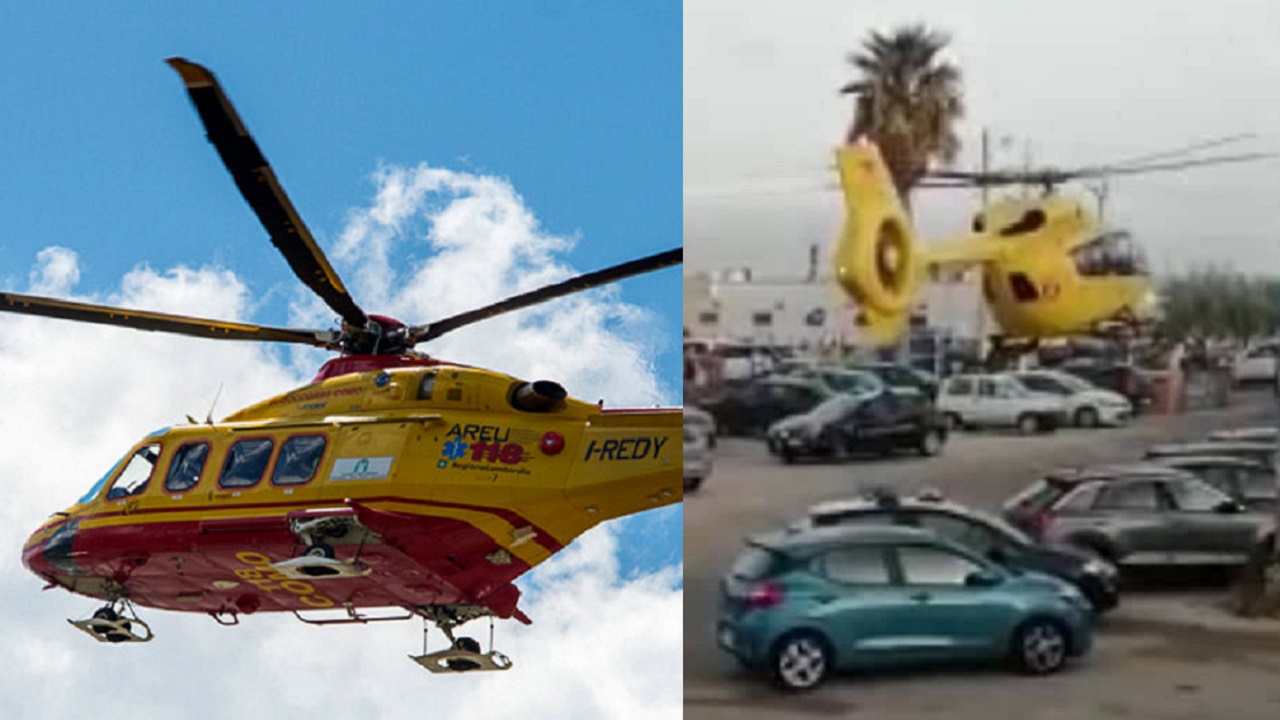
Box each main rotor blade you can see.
[166,58,368,329]
[0,291,337,346]
[1104,132,1259,169]
[926,151,1276,186]
[408,247,682,344]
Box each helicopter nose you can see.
[21,515,81,580]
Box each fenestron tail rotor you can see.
[166,57,369,331]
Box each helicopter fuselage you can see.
[22,364,681,624]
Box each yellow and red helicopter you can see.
[832,134,1273,362]
[12,58,682,674]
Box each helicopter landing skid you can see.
[409,644,513,674]
[69,602,154,644]
[408,605,513,674]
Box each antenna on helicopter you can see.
[205,382,224,425]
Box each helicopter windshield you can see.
[77,457,125,505]
[1072,230,1149,277]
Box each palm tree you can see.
[841,24,965,208]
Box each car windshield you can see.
[975,509,1036,545]
[808,395,861,423]
[821,370,882,396]
[1053,373,1094,393]
[730,546,780,580]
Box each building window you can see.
[698,311,719,326]
[752,312,773,327]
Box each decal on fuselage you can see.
[582,436,668,462]
[330,456,394,481]
[437,423,539,475]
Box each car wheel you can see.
[1074,406,1099,428]
[771,631,832,692]
[683,476,703,493]
[917,428,944,456]
[1011,618,1069,675]
[944,412,964,431]
[1016,414,1039,435]
[780,448,797,465]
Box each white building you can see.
[683,268,992,351]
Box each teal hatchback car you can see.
[717,525,1094,691]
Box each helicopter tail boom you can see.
[833,141,924,346]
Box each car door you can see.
[887,543,1015,659]
[941,376,975,419]
[1084,480,1175,565]
[977,377,1011,425]
[1159,477,1260,564]
[810,544,917,664]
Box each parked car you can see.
[683,424,713,493]
[765,384,947,463]
[717,524,1094,691]
[1014,370,1132,427]
[702,376,831,437]
[937,373,1068,434]
[1058,359,1153,412]
[1149,455,1277,512]
[1144,441,1276,468]
[1001,464,1276,574]
[685,404,717,448]
[794,491,1120,613]
[1208,426,1278,444]
[1232,342,1279,385]
[784,367,885,398]
[846,362,939,400]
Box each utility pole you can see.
[975,128,991,360]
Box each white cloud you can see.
[0,164,680,719]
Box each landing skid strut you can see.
[68,599,153,644]
[408,605,513,674]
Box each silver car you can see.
[683,424,713,492]
[1002,464,1276,572]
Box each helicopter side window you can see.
[1073,231,1145,278]
[418,373,436,400]
[272,435,328,486]
[164,442,210,493]
[218,438,275,489]
[106,443,161,500]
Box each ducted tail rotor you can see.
[833,140,923,346]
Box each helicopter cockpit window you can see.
[1072,231,1147,277]
[218,438,275,489]
[272,435,327,486]
[106,443,161,500]
[164,442,210,493]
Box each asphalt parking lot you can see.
[685,390,1280,720]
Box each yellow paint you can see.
[832,141,1153,346]
[27,366,683,575]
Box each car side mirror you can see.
[1214,500,1244,514]
[964,569,1004,587]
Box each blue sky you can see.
[0,3,680,368]
[0,5,681,718]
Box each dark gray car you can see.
[1001,464,1276,573]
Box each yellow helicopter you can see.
[11,58,681,674]
[832,135,1273,359]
